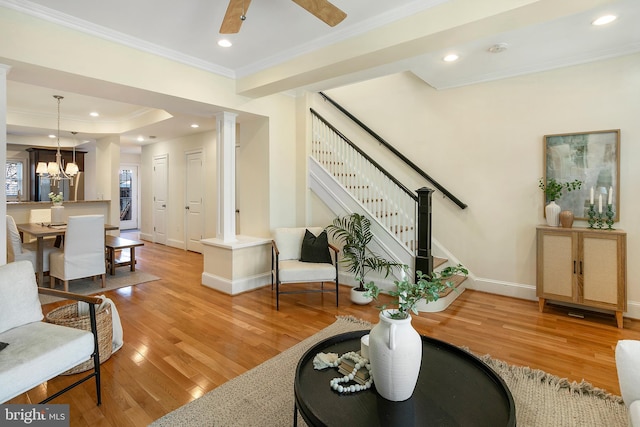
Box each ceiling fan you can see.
[220,0,347,34]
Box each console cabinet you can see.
[536,225,627,328]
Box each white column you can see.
[216,112,237,242]
[0,64,10,265]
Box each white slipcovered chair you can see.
[49,215,106,292]
[271,227,339,310]
[0,261,102,405]
[25,209,55,244]
[616,340,640,427]
[6,215,56,275]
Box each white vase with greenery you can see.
[365,266,468,401]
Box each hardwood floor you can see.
[8,236,640,426]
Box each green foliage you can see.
[538,178,582,201]
[326,213,404,290]
[48,192,63,203]
[365,265,469,319]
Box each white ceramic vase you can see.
[369,309,422,401]
[545,201,561,227]
[50,205,65,225]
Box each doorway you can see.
[119,164,139,230]
[185,150,204,253]
[152,154,168,245]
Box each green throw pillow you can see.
[300,229,332,264]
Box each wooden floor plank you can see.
[7,234,640,426]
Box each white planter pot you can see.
[545,201,561,227]
[369,309,422,401]
[50,205,65,225]
[350,287,373,305]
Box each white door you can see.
[153,154,168,245]
[119,164,138,230]
[185,150,204,252]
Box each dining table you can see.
[17,222,118,286]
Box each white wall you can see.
[140,131,216,248]
[311,53,640,308]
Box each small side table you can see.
[105,235,144,275]
[294,331,515,426]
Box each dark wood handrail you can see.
[311,108,417,202]
[319,92,467,209]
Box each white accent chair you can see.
[0,261,102,405]
[49,215,106,292]
[616,340,640,427]
[6,215,56,275]
[271,227,339,310]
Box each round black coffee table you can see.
[294,330,516,426]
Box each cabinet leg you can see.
[538,298,546,313]
[615,311,624,329]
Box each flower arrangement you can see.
[48,192,64,204]
[538,178,582,202]
[364,265,468,319]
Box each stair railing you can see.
[311,109,417,250]
[319,92,467,210]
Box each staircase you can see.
[309,108,468,312]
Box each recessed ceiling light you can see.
[48,134,56,138]
[218,39,232,48]
[90,112,99,117]
[190,124,199,128]
[137,136,144,142]
[592,15,617,26]
[443,54,459,62]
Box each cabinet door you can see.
[538,231,574,299]
[582,234,622,308]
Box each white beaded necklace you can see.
[325,351,373,394]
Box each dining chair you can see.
[6,215,56,274]
[26,209,56,244]
[49,215,106,292]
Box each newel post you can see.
[415,187,434,281]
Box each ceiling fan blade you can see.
[220,0,252,34]
[291,0,347,27]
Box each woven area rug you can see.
[150,316,628,427]
[39,269,160,304]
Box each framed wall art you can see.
[543,129,620,221]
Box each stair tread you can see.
[438,274,467,298]
[434,257,447,268]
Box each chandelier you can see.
[36,95,79,184]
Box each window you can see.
[5,160,25,200]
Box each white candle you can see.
[608,186,613,205]
[599,194,602,213]
[590,187,594,205]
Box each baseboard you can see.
[201,271,271,295]
[167,238,184,250]
[469,277,640,321]
[139,232,153,241]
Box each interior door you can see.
[153,154,168,245]
[119,165,138,230]
[185,150,204,252]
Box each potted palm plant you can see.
[326,213,404,304]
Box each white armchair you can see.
[0,261,102,405]
[49,215,106,292]
[616,340,640,427]
[6,215,56,275]
[271,227,339,310]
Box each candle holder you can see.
[587,204,597,229]
[606,204,615,230]
[596,212,605,229]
